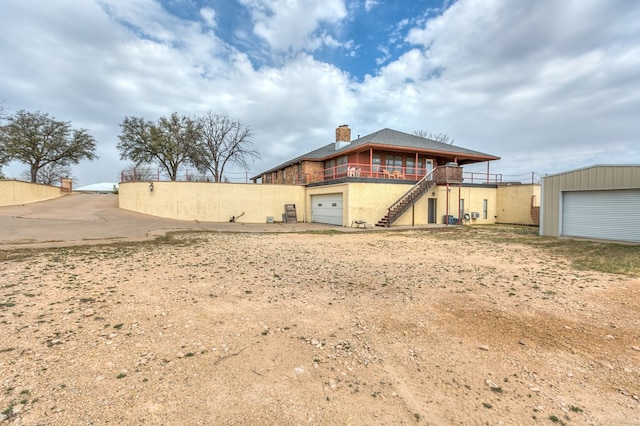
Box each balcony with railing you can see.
[284,162,503,186]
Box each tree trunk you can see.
[30,164,39,183]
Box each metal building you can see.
[540,165,640,243]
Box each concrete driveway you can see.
[0,193,341,250]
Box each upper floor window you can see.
[324,159,335,177]
[386,155,403,172]
[336,155,348,175]
[406,158,415,175]
[372,154,381,172]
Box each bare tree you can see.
[192,112,259,182]
[0,110,98,182]
[120,163,158,182]
[20,162,73,185]
[117,113,201,181]
[414,130,455,145]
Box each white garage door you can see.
[311,193,343,226]
[562,189,640,243]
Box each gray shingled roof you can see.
[254,128,498,177]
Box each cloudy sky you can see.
[1,0,639,185]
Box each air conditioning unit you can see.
[471,212,480,219]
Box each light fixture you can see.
[432,191,435,196]
[149,182,154,192]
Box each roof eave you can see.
[251,139,500,179]
[317,142,500,162]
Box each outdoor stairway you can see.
[375,172,437,227]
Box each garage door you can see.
[311,194,343,226]
[562,189,640,243]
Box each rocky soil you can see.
[1,229,639,425]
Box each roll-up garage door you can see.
[562,189,640,243]
[311,194,343,226]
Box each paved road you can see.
[0,193,342,250]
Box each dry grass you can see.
[1,225,639,424]
[440,225,640,276]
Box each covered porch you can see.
[300,162,503,186]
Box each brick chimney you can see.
[335,124,351,150]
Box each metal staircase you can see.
[376,171,437,227]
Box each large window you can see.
[336,155,348,175]
[324,156,348,178]
[373,154,381,173]
[324,159,335,178]
[386,155,403,172]
[406,157,415,175]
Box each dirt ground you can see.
[1,229,639,425]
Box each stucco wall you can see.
[347,182,416,226]
[118,181,514,227]
[305,182,432,226]
[305,183,502,227]
[0,180,64,206]
[432,185,498,225]
[119,181,306,223]
[496,184,541,225]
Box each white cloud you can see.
[200,6,216,28]
[364,0,380,13]
[1,0,638,185]
[374,0,640,173]
[238,0,347,53]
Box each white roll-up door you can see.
[311,194,343,226]
[562,189,640,243]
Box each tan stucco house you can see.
[251,125,499,186]
[244,125,538,227]
[3,125,540,228]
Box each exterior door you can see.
[428,198,437,224]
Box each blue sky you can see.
[1,0,639,185]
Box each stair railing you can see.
[385,169,437,226]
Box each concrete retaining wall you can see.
[0,180,64,206]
